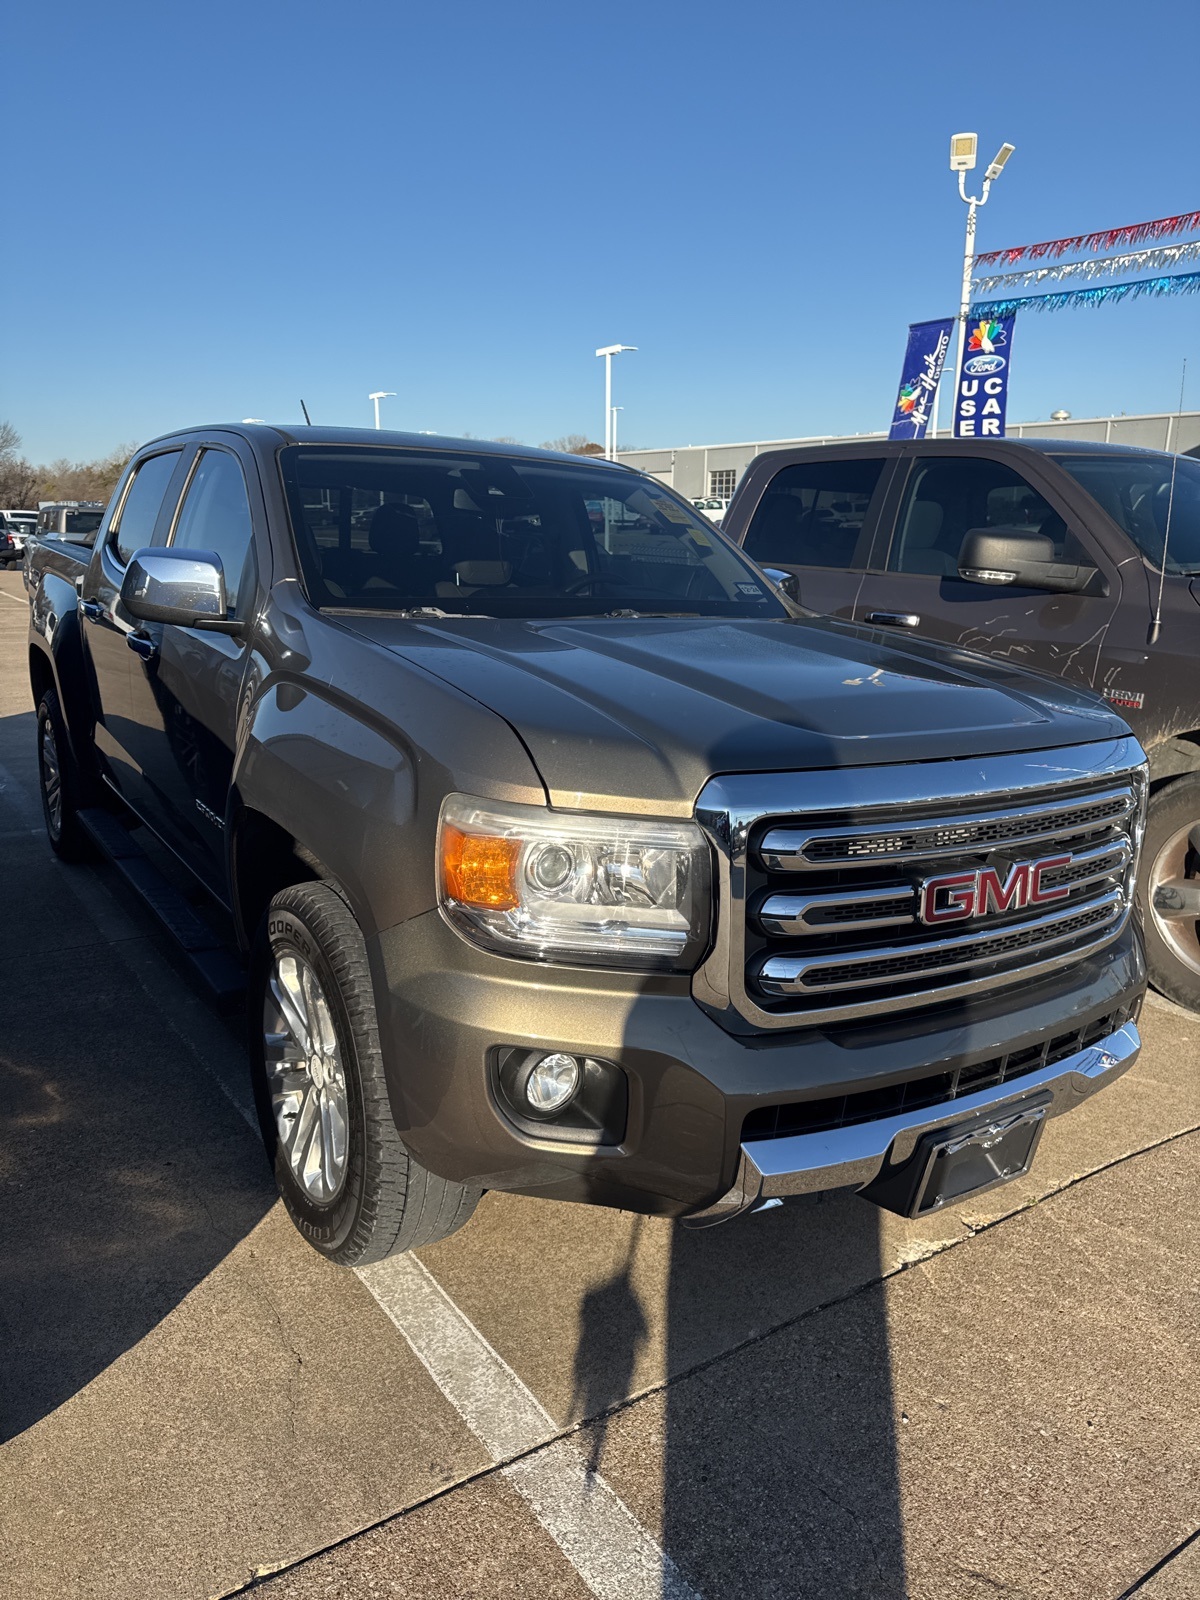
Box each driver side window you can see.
[888,458,1082,575]
[170,450,256,617]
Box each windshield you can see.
[1053,452,1200,574]
[279,447,785,618]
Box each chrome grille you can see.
[692,738,1146,1031]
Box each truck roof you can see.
[137,423,627,469]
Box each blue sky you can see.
[6,0,1200,460]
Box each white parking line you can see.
[364,1255,701,1600]
[0,749,701,1600]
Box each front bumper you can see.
[683,1019,1141,1225]
[368,910,1146,1220]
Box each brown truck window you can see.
[743,459,885,568]
[889,458,1072,576]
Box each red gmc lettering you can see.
[977,862,1030,915]
[920,872,979,924]
[1029,854,1071,905]
[920,853,1074,925]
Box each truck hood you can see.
[339,613,1132,814]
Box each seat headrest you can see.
[369,502,421,556]
[904,501,944,547]
[454,560,511,587]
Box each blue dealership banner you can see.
[889,318,954,439]
[952,314,1016,437]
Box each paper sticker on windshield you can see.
[736,581,764,597]
[654,498,690,524]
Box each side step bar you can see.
[77,807,245,1003]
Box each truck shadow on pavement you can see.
[562,1192,907,1597]
[0,707,275,1442]
[662,1203,905,1598]
[0,967,275,1443]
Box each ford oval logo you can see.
[963,354,1006,376]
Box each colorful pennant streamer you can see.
[973,240,1200,294]
[974,209,1200,268]
[971,270,1200,320]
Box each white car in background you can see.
[691,497,731,527]
[0,509,37,567]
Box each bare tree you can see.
[36,442,137,505]
[0,420,38,508]
[539,434,602,455]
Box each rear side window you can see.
[171,450,256,617]
[743,458,885,568]
[111,452,182,565]
[888,457,1074,576]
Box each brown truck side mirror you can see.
[958,528,1104,596]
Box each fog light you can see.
[524,1052,581,1114]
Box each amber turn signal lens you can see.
[441,823,521,910]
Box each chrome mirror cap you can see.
[120,547,227,625]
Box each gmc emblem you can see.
[919,855,1072,925]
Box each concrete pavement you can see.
[1,567,1197,1600]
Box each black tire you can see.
[1138,774,1200,1014]
[249,880,481,1264]
[36,688,94,862]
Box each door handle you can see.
[126,630,158,663]
[80,598,103,621]
[865,611,920,628]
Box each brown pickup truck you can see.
[25,424,1147,1265]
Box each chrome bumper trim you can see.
[681,1022,1141,1227]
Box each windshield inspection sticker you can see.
[653,498,690,524]
[736,581,764,597]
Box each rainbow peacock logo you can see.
[967,319,1008,354]
[897,381,919,415]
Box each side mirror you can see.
[762,566,802,603]
[120,547,243,633]
[957,527,1103,596]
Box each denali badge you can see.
[919,855,1072,925]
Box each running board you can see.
[77,808,245,1003]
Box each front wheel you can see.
[1139,774,1200,1013]
[249,880,481,1264]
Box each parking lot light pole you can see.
[369,391,396,430]
[948,135,1015,422]
[611,405,624,458]
[595,345,636,459]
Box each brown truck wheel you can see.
[249,880,481,1264]
[1139,774,1200,1014]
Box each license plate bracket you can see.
[861,1099,1049,1219]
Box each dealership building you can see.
[616,409,1200,499]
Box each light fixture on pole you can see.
[610,406,624,458]
[369,391,396,430]
[948,134,1015,422]
[595,345,636,459]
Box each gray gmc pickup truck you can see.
[27,425,1147,1264]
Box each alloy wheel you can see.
[1149,821,1200,980]
[41,716,62,838]
[262,951,350,1202]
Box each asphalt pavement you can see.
[1,567,1197,1600]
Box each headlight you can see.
[438,794,711,970]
